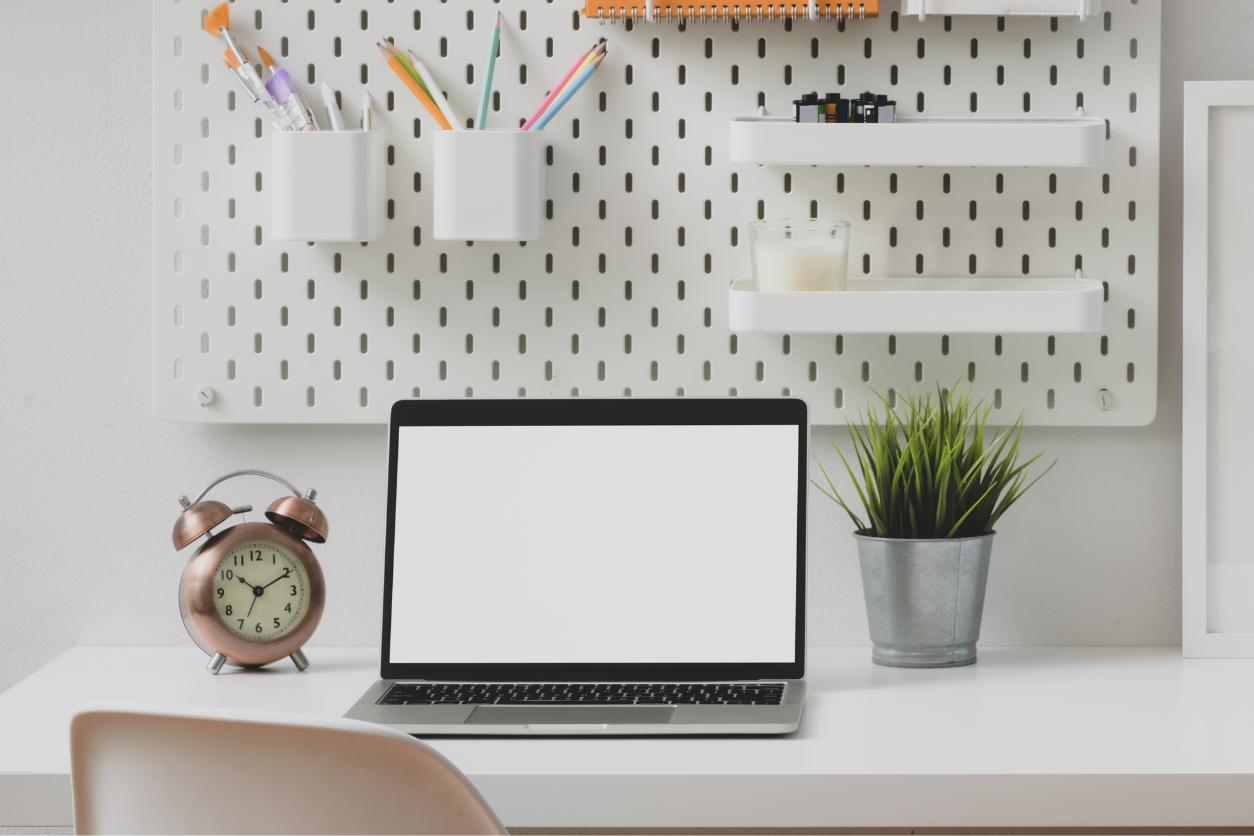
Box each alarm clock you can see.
[172,470,327,675]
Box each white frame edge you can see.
[1181,81,1254,658]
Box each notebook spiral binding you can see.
[582,2,880,23]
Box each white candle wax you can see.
[753,237,849,292]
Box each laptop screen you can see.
[382,399,807,681]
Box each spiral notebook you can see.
[582,1,880,22]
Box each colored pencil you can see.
[476,13,501,129]
[382,52,452,130]
[407,50,463,131]
[379,42,429,97]
[560,40,606,97]
[521,41,600,131]
[530,53,604,131]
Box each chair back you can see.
[71,702,508,835]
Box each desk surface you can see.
[3,646,1254,828]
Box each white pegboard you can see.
[154,0,1159,424]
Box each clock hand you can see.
[237,575,266,619]
[261,568,292,590]
[235,569,291,625]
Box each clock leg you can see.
[290,649,310,672]
[207,653,228,675]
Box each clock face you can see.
[211,540,309,641]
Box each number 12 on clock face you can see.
[231,549,274,566]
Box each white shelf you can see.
[902,0,1102,20]
[729,115,1107,167]
[728,277,1105,334]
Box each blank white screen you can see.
[389,424,799,664]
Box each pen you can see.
[362,89,373,131]
[321,81,345,131]
[476,12,500,130]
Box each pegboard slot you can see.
[730,115,1107,167]
[729,278,1104,334]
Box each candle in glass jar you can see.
[749,219,851,293]
[752,236,849,292]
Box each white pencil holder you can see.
[433,131,546,241]
[271,130,386,242]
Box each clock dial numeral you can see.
[232,550,269,567]
[213,541,309,642]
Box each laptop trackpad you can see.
[465,705,675,726]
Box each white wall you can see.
[1,1,1249,695]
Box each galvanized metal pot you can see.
[853,532,994,668]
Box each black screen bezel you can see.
[381,397,808,682]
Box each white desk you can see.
[3,647,1254,829]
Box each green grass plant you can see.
[814,384,1055,540]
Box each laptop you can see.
[345,397,808,735]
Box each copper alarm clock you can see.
[173,470,327,675]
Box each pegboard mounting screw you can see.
[197,387,216,407]
[1095,389,1114,411]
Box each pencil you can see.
[560,40,606,98]
[530,53,604,132]
[522,41,600,131]
[382,51,452,130]
[407,50,463,131]
[379,42,429,98]
[476,12,501,130]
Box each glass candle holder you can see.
[749,219,851,292]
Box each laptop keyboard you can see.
[379,682,786,706]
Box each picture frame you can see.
[1182,81,1254,657]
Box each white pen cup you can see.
[433,130,547,242]
[749,219,851,292]
[271,130,386,242]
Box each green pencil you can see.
[388,44,430,98]
[476,13,500,130]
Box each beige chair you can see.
[70,702,508,835]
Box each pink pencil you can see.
[522,41,603,131]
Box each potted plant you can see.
[814,385,1054,668]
